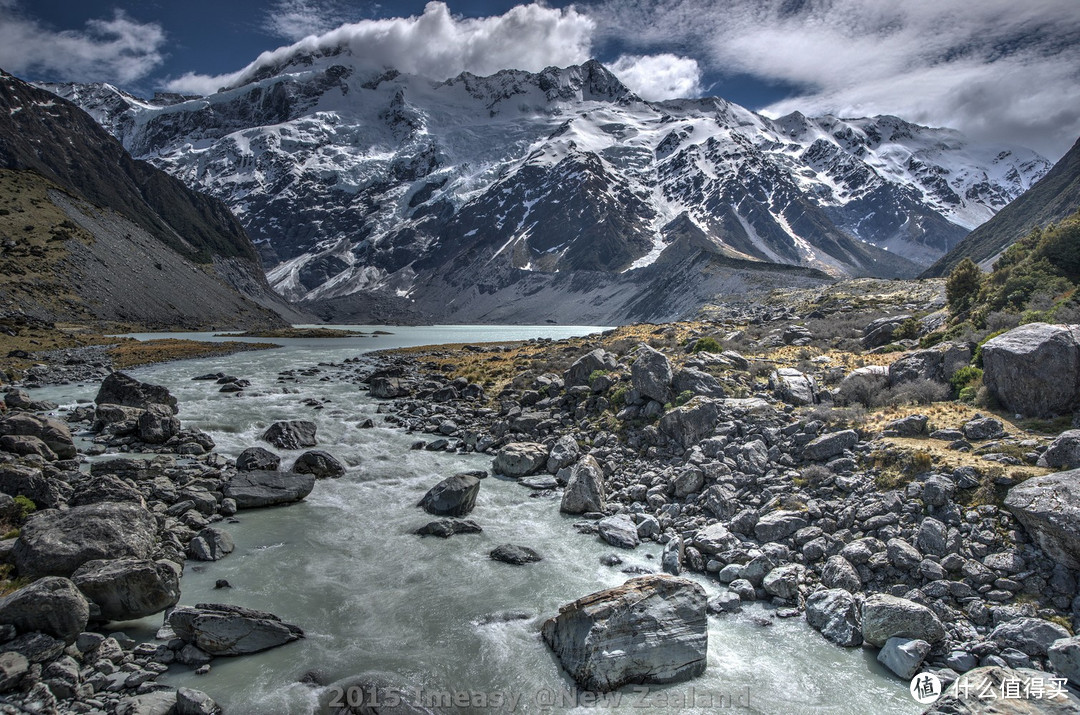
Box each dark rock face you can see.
[13,502,158,578]
[369,377,411,398]
[0,465,69,509]
[981,323,1080,417]
[169,603,304,656]
[0,577,89,644]
[541,575,707,692]
[70,558,181,622]
[94,372,178,413]
[1005,469,1080,569]
[291,450,345,478]
[236,447,281,472]
[418,474,481,517]
[261,420,317,450]
[564,349,618,388]
[658,397,719,448]
[631,346,673,403]
[187,527,236,562]
[224,470,315,508]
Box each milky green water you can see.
[32,326,920,714]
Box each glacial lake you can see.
[30,325,921,714]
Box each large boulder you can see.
[597,514,640,549]
[658,397,720,448]
[769,368,816,406]
[560,455,606,514]
[672,368,725,399]
[136,406,181,444]
[877,637,930,680]
[546,435,580,474]
[541,575,707,692]
[805,589,862,647]
[71,558,181,622]
[934,666,1080,713]
[95,372,177,413]
[802,429,859,461]
[187,527,235,562]
[0,577,89,644]
[862,315,913,349]
[861,594,945,647]
[169,603,304,656]
[291,450,346,479]
[261,420,317,450]
[492,442,548,477]
[224,470,315,509]
[369,377,411,399]
[989,617,1070,657]
[631,346,673,404]
[1049,635,1080,687]
[1039,431,1080,470]
[1004,469,1080,569]
[0,465,69,510]
[563,349,618,388]
[0,413,75,459]
[235,447,280,472]
[754,510,808,543]
[13,502,158,578]
[0,435,56,461]
[693,523,739,555]
[981,323,1080,417]
[888,342,970,386]
[418,474,481,517]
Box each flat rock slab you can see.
[224,470,315,509]
[169,603,303,656]
[415,519,482,538]
[541,574,707,692]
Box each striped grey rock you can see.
[169,603,304,656]
[71,558,180,622]
[542,575,707,692]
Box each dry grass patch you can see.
[108,339,280,369]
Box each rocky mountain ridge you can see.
[0,71,306,330]
[41,55,1050,324]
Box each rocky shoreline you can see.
[356,316,1080,711]
[3,312,1080,712]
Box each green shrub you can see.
[674,390,694,407]
[13,495,35,522]
[949,366,983,396]
[958,386,978,404]
[893,317,922,341]
[588,369,609,384]
[946,258,983,315]
[691,336,722,354]
[611,385,629,409]
[973,331,1005,367]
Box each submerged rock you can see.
[291,450,346,479]
[541,574,707,692]
[415,519,482,538]
[169,603,304,656]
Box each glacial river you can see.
[30,326,920,714]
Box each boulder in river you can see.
[291,450,346,479]
[13,502,158,578]
[262,420,317,450]
[169,603,304,656]
[414,519,482,538]
[981,322,1080,418]
[489,544,542,565]
[492,442,548,477]
[71,558,180,622]
[805,588,862,647]
[235,447,280,472]
[560,455,606,514]
[95,372,177,413]
[0,576,89,644]
[187,527,236,562]
[860,593,945,647]
[541,574,707,692]
[597,514,640,549]
[224,470,315,508]
[1004,468,1080,569]
[417,473,481,517]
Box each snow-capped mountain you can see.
[41,53,1050,322]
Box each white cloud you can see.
[166,1,595,95]
[0,3,165,84]
[262,0,355,42]
[592,0,1080,158]
[608,53,702,101]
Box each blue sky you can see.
[2,0,1079,158]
